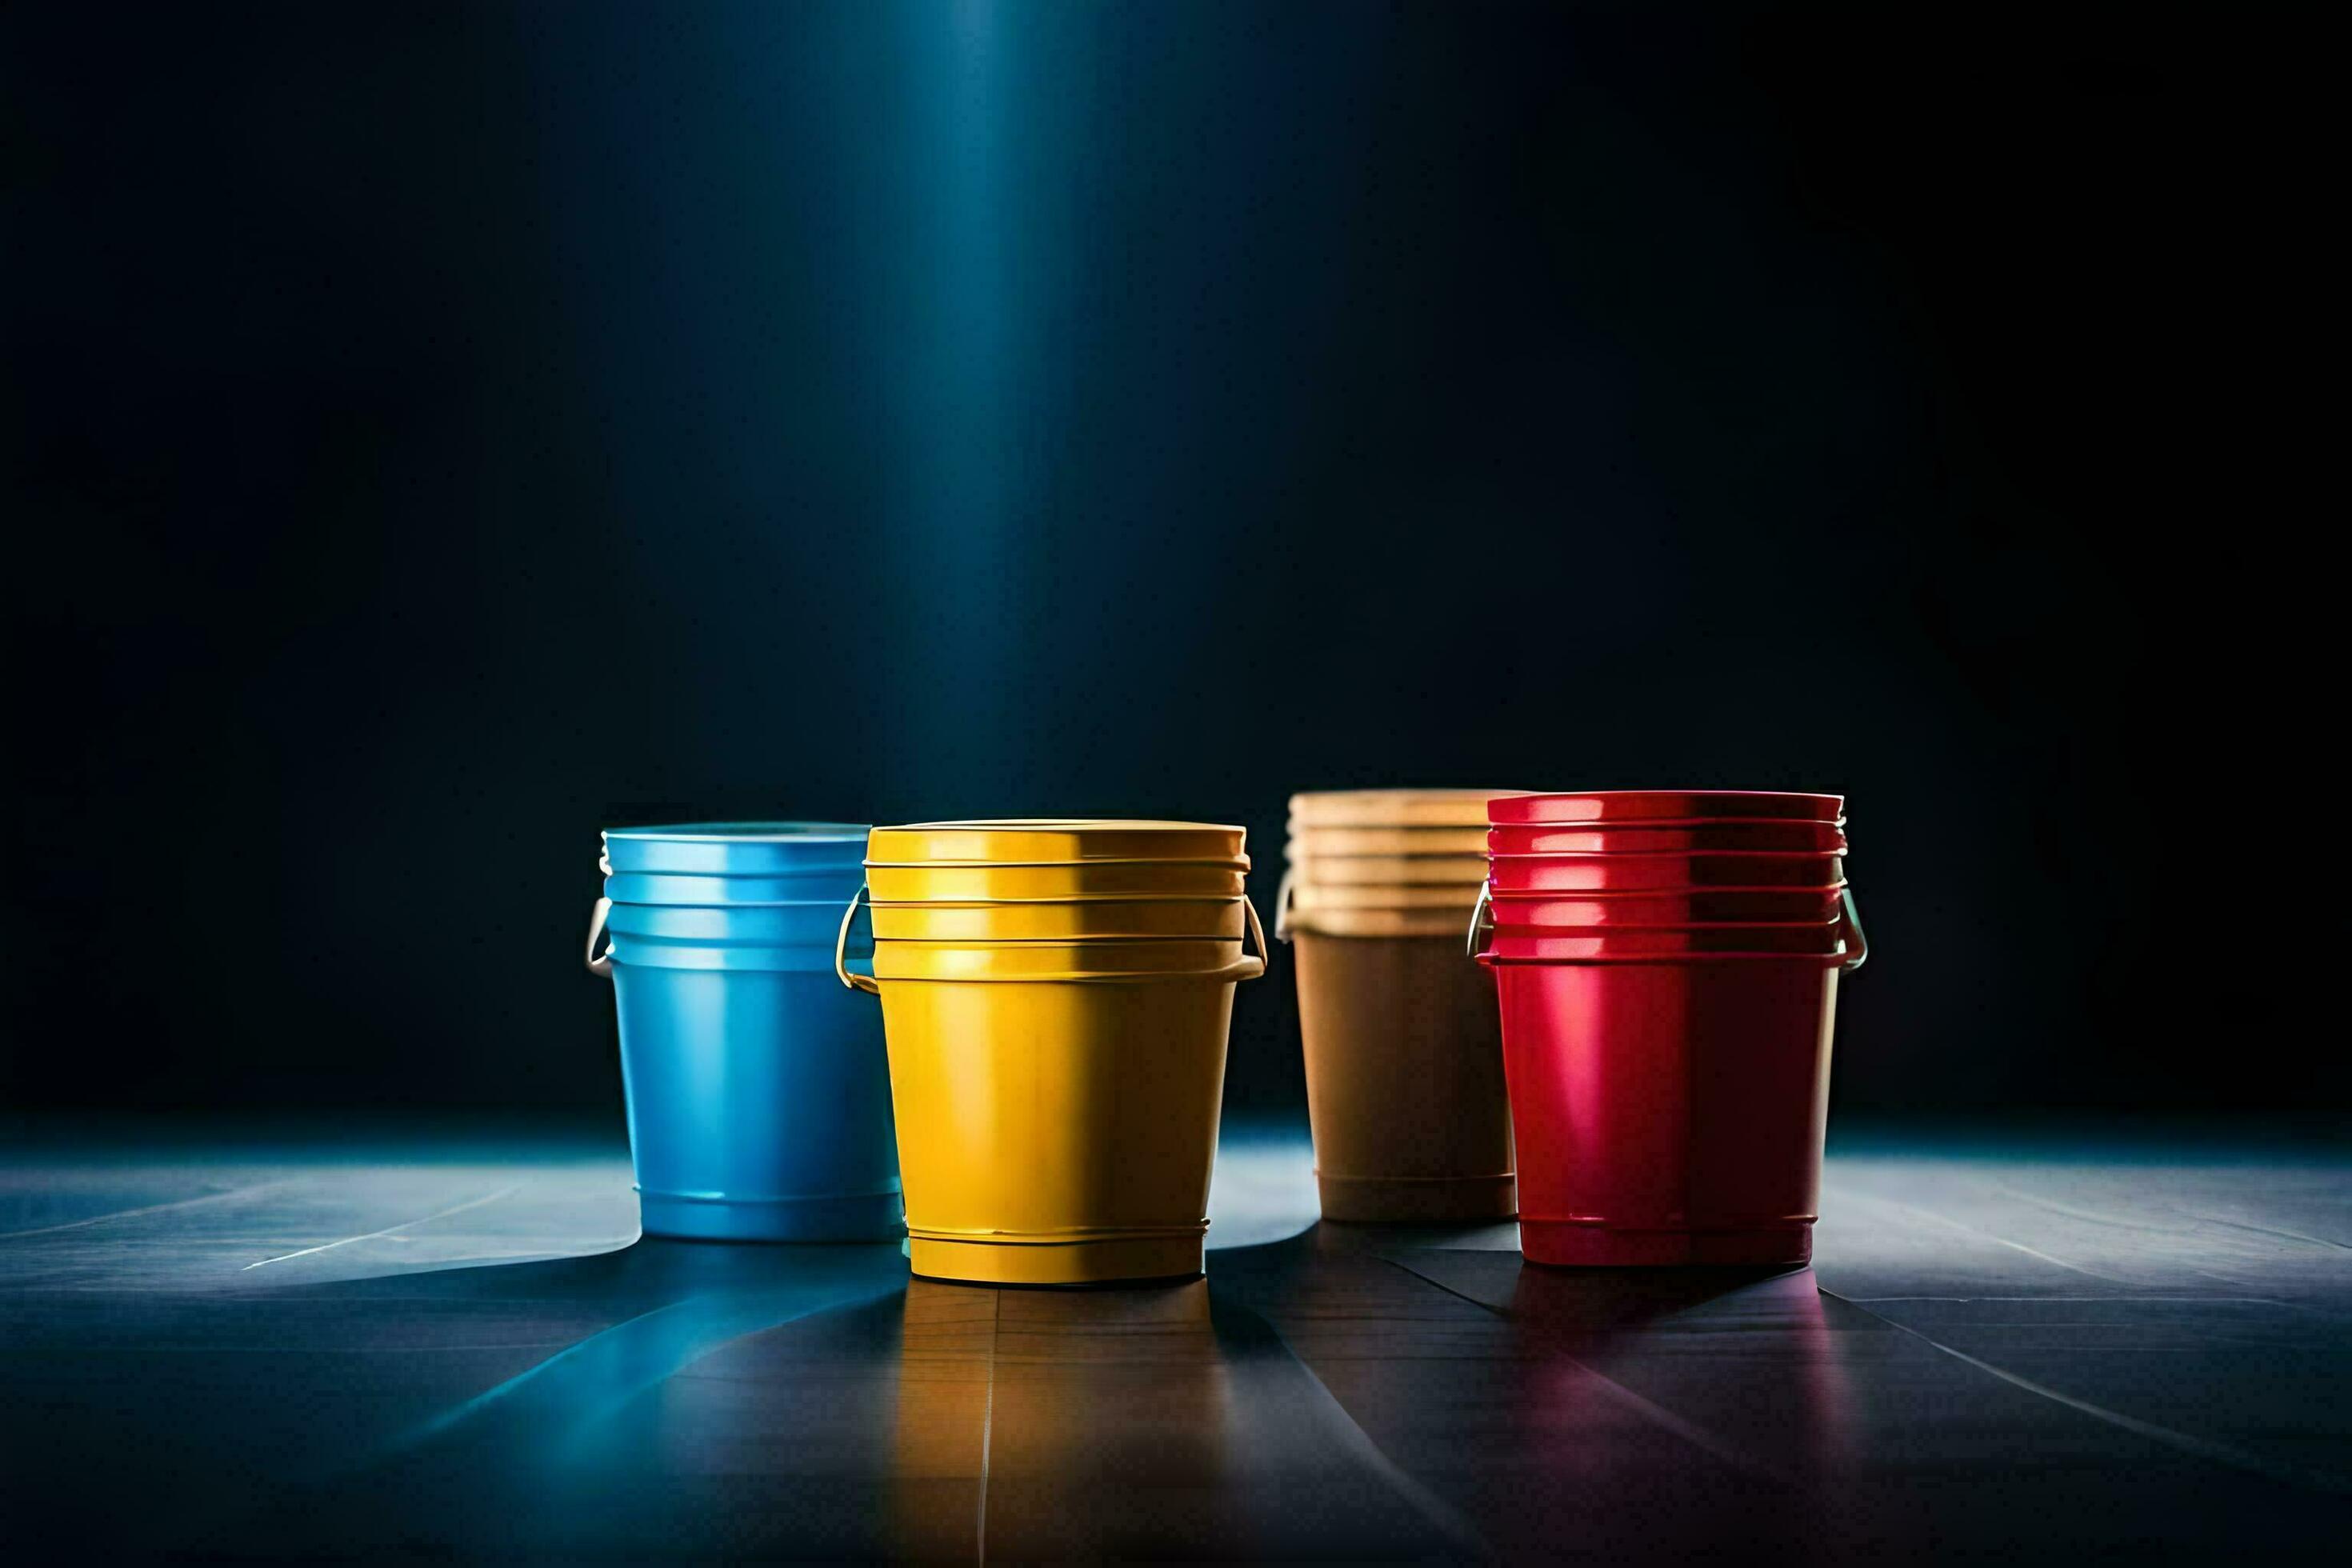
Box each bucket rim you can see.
[886,818,1244,834]
[1477,946,1858,966]
[604,822,870,843]
[864,855,1252,871]
[866,894,1245,909]
[1489,790,1844,823]
[1486,881,1850,898]
[1486,849,1848,864]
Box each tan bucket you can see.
[1291,930,1515,1222]
[1284,823,1491,856]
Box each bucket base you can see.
[639,1189,906,1244]
[1317,1172,1518,1224]
[909,1234,1204,1286]
[1520,1220,1813,1268]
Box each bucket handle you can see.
[1469,879,1873,968]
[585,896,614,979]
[1466,881,1494,961]
[1271,868,1296,943]
[1838,886,1869,971]
[834,884,880,994]
[1238,893,1269,979]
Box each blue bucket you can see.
[589,823,900,1242]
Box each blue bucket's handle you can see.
[835,885,880,994]
[585,896,614,979]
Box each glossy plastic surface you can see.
[1293,932,1515,1222]
[1284,824,1491,856]
[1486,851,1847,891]
[1489,791,1844,826]
[1488,958,1843,1266]
[865,861,1250,902]
[1482,888,1849,926]
[870,936,1258,982]
[1283,852,1490,886]
[1486,821,1850,856]
[866,819,1246,864]
[864,972,1243,1285]
[603,870,867,906]
[608,961,901,1242]
[1480,926,1847,960]
[602,822,870,874]
[606,900,860,949]
[867,897,1246,941]
[1290,882,1486,910]
[1284,906,1478,938]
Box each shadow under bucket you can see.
[589,825,902,1244]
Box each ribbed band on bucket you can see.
[1284,824,1491,856]
[1289,790,1530,828]
[1488,791,1843,825]
[1315,1171,1518,1224]
[1287,910,1478,939]
[866,820,1246,866]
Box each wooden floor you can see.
[2,1120,2346,1561]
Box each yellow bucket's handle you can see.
[1465,881,1494,961]
[835,884,880,994]
[1838,886,1869,971]
[585,896,614,978]
[1270,867,1296,944]
[1237,893,1269,980]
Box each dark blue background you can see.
[3,3,2330,1116]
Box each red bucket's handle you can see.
[1838,886,1869,971]
[1466,881,1494,961]
[1271,868,1297,944]
[584,897,614,978]
[834,884,880,994]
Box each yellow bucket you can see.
[864,859,1250,902]
[1288,789,1527,828]
[1284,823,1490,856]
[837,892,1266,1286]
[866,819,1246,864]
[867,897,1246,942]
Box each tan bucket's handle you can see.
[1271,868,1296,943]
[585,896,614,978]
[835,884,881,994]
[1465,881,1494,961]
[1838,886,1869,971]
[1238,894,1269,980]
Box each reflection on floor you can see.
[2,1119,2345,1560]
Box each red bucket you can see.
[1486,850,1847,892]
[1486,821,1850,856]
[1482,887,1849,927]
[1472,885,1866,1266]
[1489,790,1844,825]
